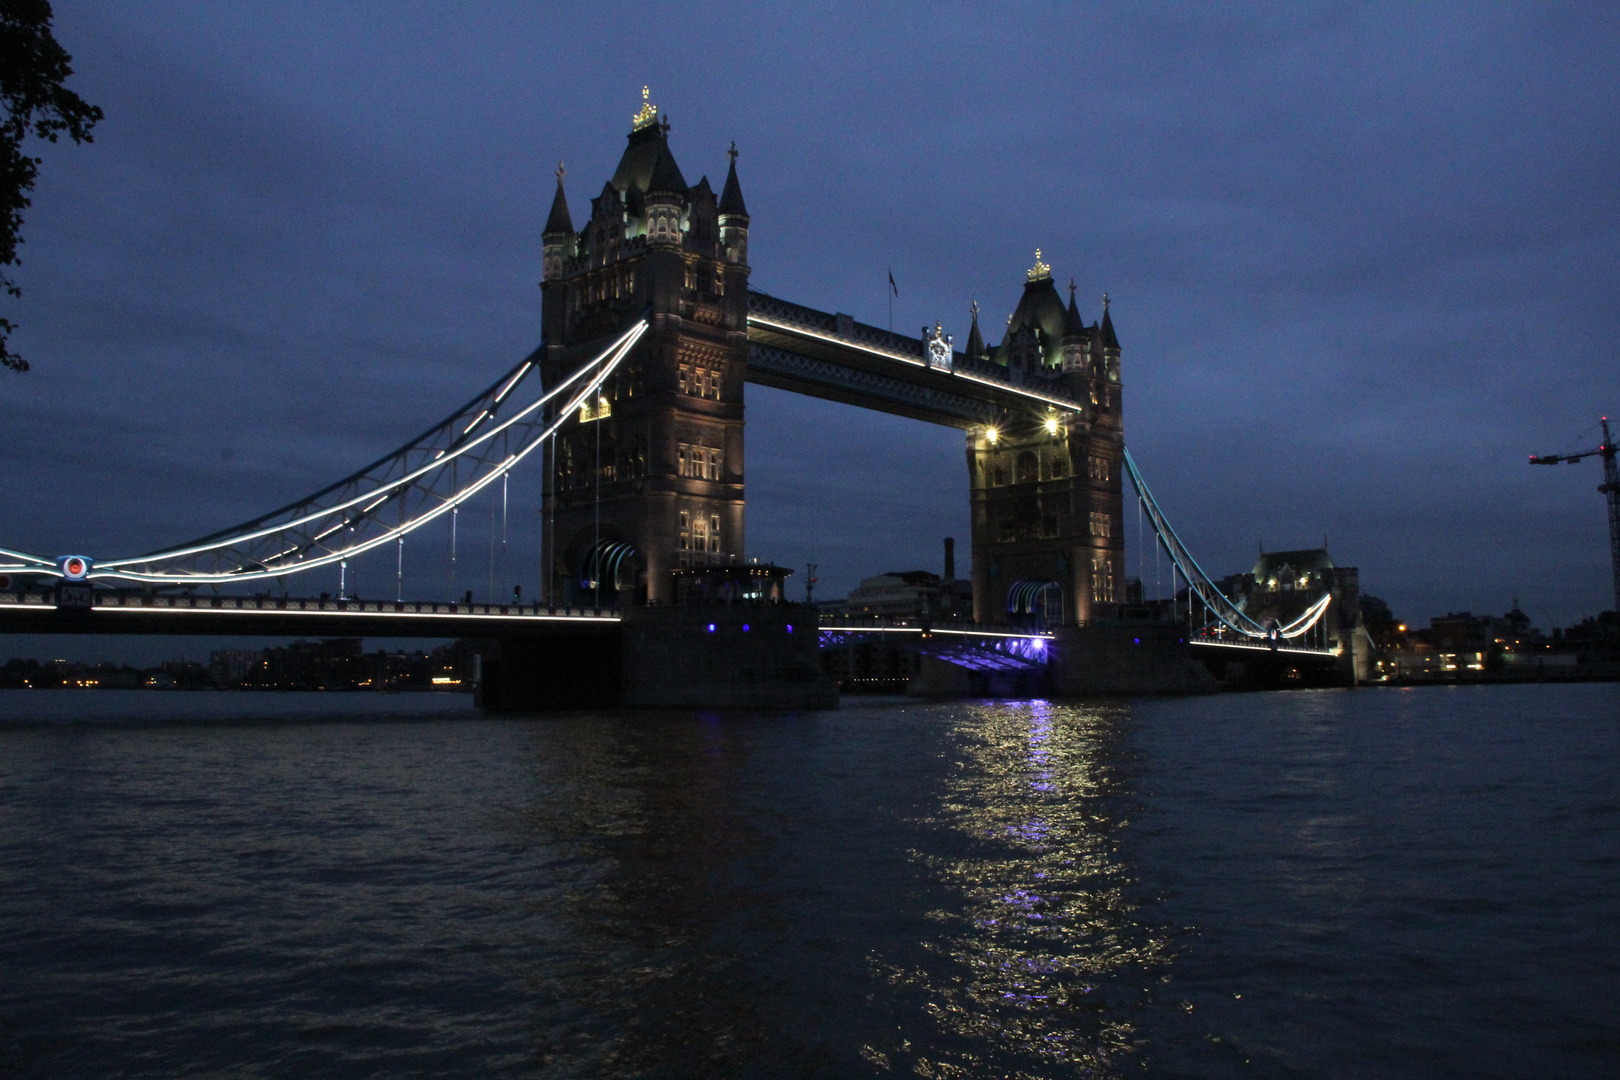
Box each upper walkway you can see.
[745,290,1086,428]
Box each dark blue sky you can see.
[3,2,1617,662]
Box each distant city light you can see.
[707,623,717,632]
[786,624,793,633]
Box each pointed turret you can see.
[1060,279,1089,374]
[991,251,1067,369]
[643,141,687,247]
[647,142,689,196]
[1063,279,1085,338]
[719,142,748,216]
[1099,293,1121,388]
[544,167,574,236]
[1100,293,1120,350]
[965,299,986,359]
[541,162,575,282]
[718,141,750,265]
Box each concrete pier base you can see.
[907,652,1046,698]
[477,603,837,712]
[1045,623,1217,696]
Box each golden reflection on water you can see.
[873,700,1169,1078]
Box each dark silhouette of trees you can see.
[2,0,101,372]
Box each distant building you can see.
[843,571,943,619]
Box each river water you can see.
[0,684,1615,1078]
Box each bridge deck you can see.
[745,291,1086,428]
[0,592,619,638]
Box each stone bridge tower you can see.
[539,90,751,605]
[964,252,1124,626]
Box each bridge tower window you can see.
[678,442,722,480]
[678,364,722,399]
[677,510,724,566]
[1015,451,1039,484]
[1088,456,1110,481]
[1089,512,1112,538]
[1092,551,1115,603]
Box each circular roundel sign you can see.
[58,555,92,581]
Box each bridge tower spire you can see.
[719,141,750,266]
[541,162,575,282]
[539,95,752,606]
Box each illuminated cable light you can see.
[90,320,650,583]
[747,313,1085,413]
[104,320,643,564]
[492,361,531,404]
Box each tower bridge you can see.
[0,90,1359,705]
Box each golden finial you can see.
[1027,248,1051,282]
[633,85,658,131]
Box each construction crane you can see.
[1530,416,1620,614]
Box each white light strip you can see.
[1192,638,1341,657]
[948,368,1084,413]
[86,606,621,623]
[492,361,532,403]
[1275,593,1334,638]
[748,314,1083,414]
[90,324,646,584]
[95,321,646,574]
[818,624,1053,640]
[748,315,924,367]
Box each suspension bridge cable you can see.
[593,385,601,606]
[58,319,647,586]
[546,430,556,605]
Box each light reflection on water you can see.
[867,700,1170,1078]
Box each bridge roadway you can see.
[0,591,620,639]
[744,290,1085,428]
[0,592,1338,668]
